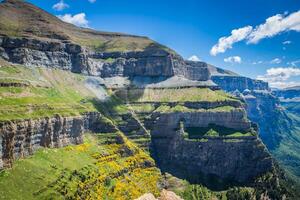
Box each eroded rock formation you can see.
[0,36,210,81]
[0,112,116,168]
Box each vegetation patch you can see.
[0,133,162,200]
[184,124,255,139]
[0,66,101,121]
[154,104,237,113]
[125,88,239,103]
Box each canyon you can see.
[0,0,298,199]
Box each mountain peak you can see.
[0,0,162,52]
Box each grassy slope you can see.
[122,88,239,103]
[0,62,97,121]
[0,133,162,200]
[0,62,293,199]
[0,0,175,53]
[272,109,300,184]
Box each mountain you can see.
[208,63,300,187]
[0,0,298,199]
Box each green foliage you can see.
[0,65,98,121]
[154,104,237,113]
[125,88,239,103]
[185,124,255,139]
[226,187,253,200]
[180,185,215,200]
[0,133,162,200]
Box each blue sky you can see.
[26,0,300,88]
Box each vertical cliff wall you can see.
[212,76,269,92]
[0,112,108,168]
[0,36,211,81]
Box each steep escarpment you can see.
[206,63,269,91]
[0,36,210,81]
[114,87,274,189]
[0,1,296,199]
[0,112,116,169]
[209,67,300,190]
[242,90,292,149]
[0,0,211,82]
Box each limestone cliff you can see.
[0,112,116,169]
[0,1,293,199]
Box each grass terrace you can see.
[154,104,238,113]
[0,64,98,121]
[124,88,239,103]
[183,124,256,139]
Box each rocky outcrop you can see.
[242,90,292,150]
[151,128,272,188]
[212,76,269,92]
[0,112,111,169]
[0,36,89,73]
[0,36,210,81]
[273,87,300,100]
[136,190,183,200]
[144,106,272,188]
[149,110,251,135]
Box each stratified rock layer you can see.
[212,76,269,92]
[0,36,210,81]
[0,112,115,168]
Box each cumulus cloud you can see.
[257,67,300,88]
[270,58,282,64]
[248,11,300,44]
[188,55,201,62]
[224,56,242,64]
[210,10,300,55]
[52,0,69,11]
[210,26,252,56]
[57,13,89,27]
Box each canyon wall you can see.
[152,133,272,188]
[212,76,269,92]
[143,106,272,188]
[0,112,111,169]
[149,110,251,135]
[0,36,210,81]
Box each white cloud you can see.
[224,56,242,64]
[248,11,300,44]
[210,10,300,55]
[88,0,96,2]
[283,40,292,45]
[288,60,300,67]
[188,55,201,62]
[257,67,300,88]
[210,26,252,56]
[270,58,282,64]
[52,0,69,11]
[57,13,89,27]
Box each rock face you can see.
[0,36,210,81]
[143,106,273,188]
[149,110,251,133]
[210,73,292,150]
[136,190,183,200]
[212,76,269,92]
[242,90,291,149]
[149,111,272,188]
[273,87,300,100]
[152,133,272,187]
[0,112,111,168]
